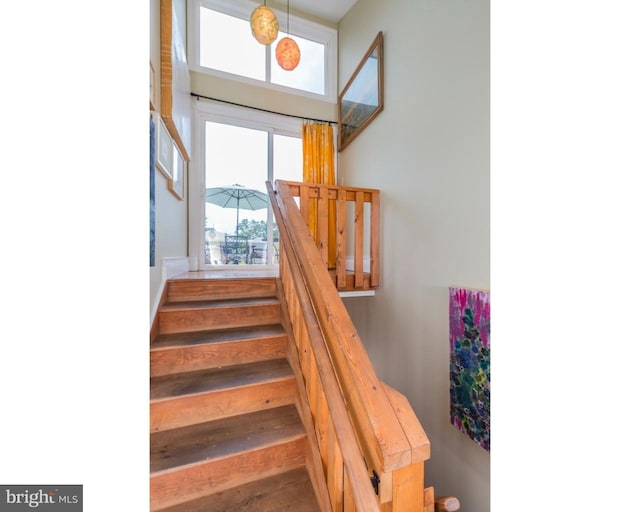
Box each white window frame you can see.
[188,97,304,270]
[188,0,338,102]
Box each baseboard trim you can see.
[150,257,190,325]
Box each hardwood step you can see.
[150,324,287,377]
[150,405,307,511]
[156,467,321,512]
[157,297,281,335]
[150,359,296,432]
[151,404,305,473]
[167,277,278,303]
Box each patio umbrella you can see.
[205,184,269,235]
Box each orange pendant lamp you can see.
[276,37,300,70]
[275,0,300,70]
[250,2,279,45]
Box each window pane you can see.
[271,34,324,95]
[200,7,265,81]
[204,122,268,264]
[272,134,302,263]
[274,134,302,182]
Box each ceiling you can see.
[288,0,357,23]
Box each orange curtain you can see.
[302,121,336,268]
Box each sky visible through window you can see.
[200,8,265,80]
[271,33,324,95]
[205,122,301,236]
[199,6,325,95]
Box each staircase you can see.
[150,276,322,511]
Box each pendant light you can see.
[275,0,300,71]
[250,1,279,45]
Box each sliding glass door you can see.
[192,102,302,269]
[204,122,268,265]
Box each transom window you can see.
[189,0,337,101]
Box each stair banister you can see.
[269,181,380,511]
[269,180,429,511]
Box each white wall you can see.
[190,71,337,124]
[150,0,189,313]
[338,1,490,510]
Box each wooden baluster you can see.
[300,184,310,232]
[314,366,329,470]
[300,326,311,391]
[318,186,329,265]
[370,190,380,287]
[423,487,435,512]
[389,463,424,512]
[291,293,302,359]
[307,347,318,416]
[354,190,364,288]
[336,188,347,289]
[378,471,393,507]
[327,418,344,511]
[280,243,287,288]
[295,300,304,356]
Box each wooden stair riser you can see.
[150,378,297,433]
[167,278,277,303]
[150,335,288,377]
[158,303,281,335]
[150,436,307,511]
[157,468,320,512]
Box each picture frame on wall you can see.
[338,31,384,152]
[169,142,185,200]
[154,111,173,180]
[161,0,191,161]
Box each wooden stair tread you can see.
[160,297,279,312]
[157,467,320,512]
[150,405,304,474]
[151,324,285,349]
[150,359,293,401]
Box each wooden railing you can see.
[268,180,430,511]
[280,180,380,291]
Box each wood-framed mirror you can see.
[338,31,384,152]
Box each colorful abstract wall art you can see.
[449,287,490,451]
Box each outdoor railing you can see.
[278,180,380,290]
[268,180,430,511]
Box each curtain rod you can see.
[190,92,337,125]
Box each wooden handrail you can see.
[268,180,430,510]
[280,180,380,290]
[269,181,380,511]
